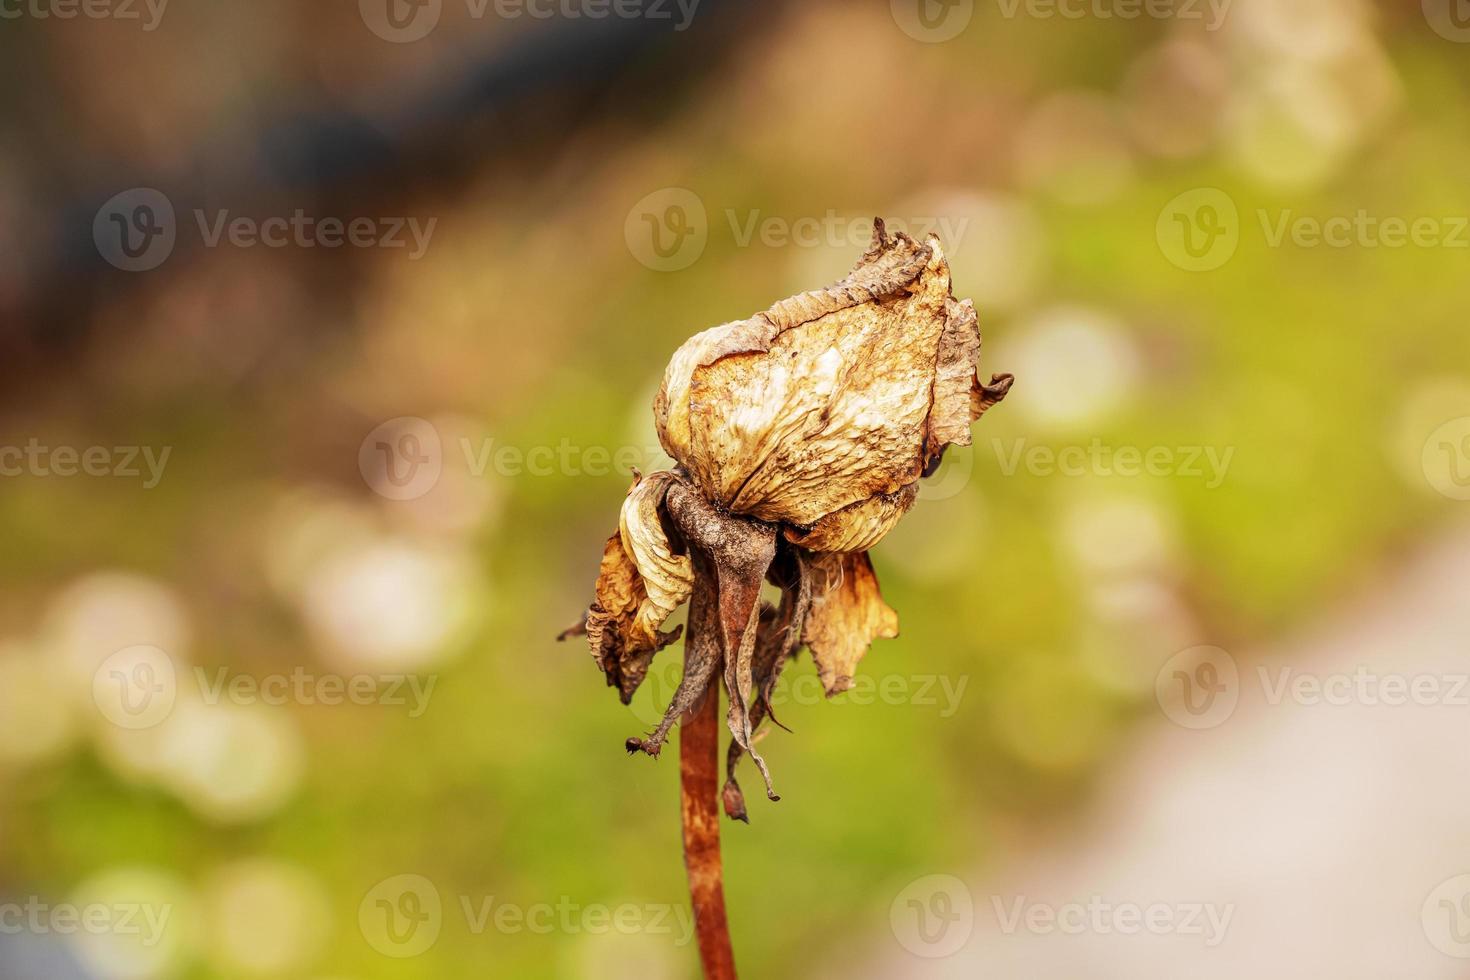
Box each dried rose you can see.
[564,219,1011,820]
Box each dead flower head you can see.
[564,219,1011,820]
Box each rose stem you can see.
[680,609,737,979]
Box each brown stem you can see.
[680,570,737,979]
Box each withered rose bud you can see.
[564,218,1011,820]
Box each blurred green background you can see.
[1,0,1468,977]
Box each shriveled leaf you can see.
[801,550,898,696]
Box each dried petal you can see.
[618,471,694,642]
[581,472,692,703]
[783,483,918,554]
[927,297,983,459]
[801,551,898,696]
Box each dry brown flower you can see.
[567,217,1012,816]
[561,218,1010,978]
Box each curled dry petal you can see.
[782,483,918,554]
[654,218,1011,554]
[584,471,693,703]
[619,471,695,641]
[801,551,899,696]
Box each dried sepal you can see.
[583,471,692,703]
[722,545,809,822]
[624,478,775,783]
[801,550,899,696]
